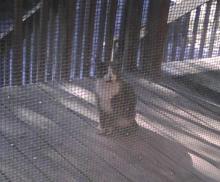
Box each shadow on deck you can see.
[0,75,219,182]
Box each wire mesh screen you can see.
[0,0,220,181]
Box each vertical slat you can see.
[218,44,220,56]
[189,6,201,59]
[141,0,170,78]
[163,22,173,62]
[56,0,67,81]
[25,19,33,84]
[4,38,11,86]
[82,0,97,77]
[122,0,143,72]
[37,0,49,82]
[53,0,64,81]
[12,0,23,85]
[31,13,40,83]
[179,13,190,61]
[171,20,179,62]
[198,1,212,58]
[74,0,86,78]
[0,41,4,86]
[102,0,118,64]
[117,0,129,71]
[46,1,58,81]
[95,0,108,77]
[60,0,76,80]
[208,0,220,57]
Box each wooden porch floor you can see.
[0,76,219,182]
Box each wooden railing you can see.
[164,0,220,62]
[0,1,41,86]
[0,0,219,87]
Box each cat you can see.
[95,39,138,135]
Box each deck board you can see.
[0,91,92,182]
[0,104,87,182]
[39,83,180,181]
[0,137,41,182]
[0,85,130,182]
[38,82,203,181]
[0,173,9,182]
[0,76,219,182]
[133,78,220,158]
[0,110,49,182]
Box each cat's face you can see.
[98,39,120,83]
[103,63,118,82]
[98,60,120,82]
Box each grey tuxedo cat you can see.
[95,39,138,135]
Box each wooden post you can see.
[199,1,212,58]
[189,6,201,59]
[95,0,108,77]
[102,0,118,64]
[74,0,86,78]
[141,0,170,79]
[37,0,49,82]
[122,0,143,72]
[60,0,76,80]
[82,0,97,77]
[208,0,220,57]
[12,0,23,85]
[179,13,190,61]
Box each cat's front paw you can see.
[116,119,138,135]
[105,127,115,135]
[96,126,115,136]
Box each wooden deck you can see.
[0,75,219,182]
[162,58,220,96]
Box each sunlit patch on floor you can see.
[189,152,220,181]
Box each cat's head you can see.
[98,39,121,83]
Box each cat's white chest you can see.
[96,80,120,113]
